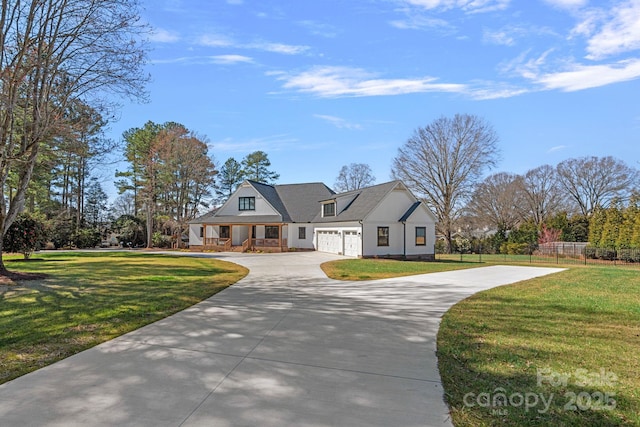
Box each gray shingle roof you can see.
[191,180,412,225]
[192,181,335,224]
[313,180,403,223]
[275,182,335,222]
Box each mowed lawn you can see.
[322,259,640,426]
[0,252,248,384]
[320,258,479,280]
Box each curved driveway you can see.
[0,252,564,426]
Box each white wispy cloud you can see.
[212,134,327,153]
[402,0,511,14]
[547,145,569,153]
[211,55,254,64]
[198,34,235,48]
[390,14,454,31]
[150,55,253,65]
[297,20,340,38]
[270,66,467,97]
[314,114,363,130]
[483,25,556,46]
[542,0,588,9]
[196,33,309,55]
[534,58,640,91]
[149,28,180,43]
[247,42,309,55]
[584,0,640,60]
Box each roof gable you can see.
[314,181,404,222]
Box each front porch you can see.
[198,223,289,253]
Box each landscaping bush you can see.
[595,247,617,260]
[3,213,49,259]
[152,232,172,248]
[72,228,102,249]
[500,242,530,255]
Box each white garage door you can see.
[317,230,341,254]
[344,231,360,257]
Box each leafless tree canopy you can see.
[466,172,522,231]
[334,163,376,192]
[391,114,500,252]
[0,0,149,269]
[516,164,566,225]
[556,156,639,217]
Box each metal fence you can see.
[437,245,640,268]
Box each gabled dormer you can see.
[321,199,336,218]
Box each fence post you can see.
[556,247,559,264]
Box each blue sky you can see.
[104,0,640,200]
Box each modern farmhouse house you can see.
[189,180,436,259]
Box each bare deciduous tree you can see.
[516,165,566,226]
[556,156,639,217]
[466,172,522,232]
[334,163,376,192]
[392,114,500,253]
[0,0,148,272]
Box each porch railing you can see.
[203,237,231,248]
[242,238,289,252]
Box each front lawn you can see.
[321,258,480,280]
[438,266,640,426]
[320,258,639,425]
[0,252,248,384]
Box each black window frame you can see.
[323,202,336,217]
[377,226,389,247]
[199,226,204,238]
[298,227,306,240]
[220,225,230,239]
[265,226,279,239]
[415,227,426,246]
[239,196,255,211]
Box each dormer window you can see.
[239,196,255,211]
[323,202,336,217]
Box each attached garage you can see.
[315,228,361,257]
[343,231,360,257]
[317,230,342,254]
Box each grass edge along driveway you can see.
[0,252,248,385]
[322,259,640,426]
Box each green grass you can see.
[320,258,640,425]
[321,258,480,280]
[0,252,248,384]
[438,266,640,426]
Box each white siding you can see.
[287,225,315,250]
[404,205,436,257]
[189,224,203,246]
[217,184,279,217]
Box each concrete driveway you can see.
[0,252,564,427]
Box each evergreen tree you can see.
[84,179,109,229]
[588,207,606,247]
[216,158,244,203]
[241,151,280,184]
[618,195,638,248]
[600,200,623,248]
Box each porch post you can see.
[203,224,207,248]
[279,224,282,249]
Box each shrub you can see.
[73,228,102,249]
[500,242,530,255]
[152,232,172,248]
[3,213,49,259]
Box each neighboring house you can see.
[189,179,437,259]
